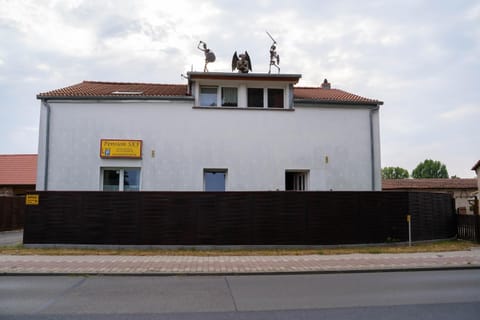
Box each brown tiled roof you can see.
[294,87,382,105]
[382,178,477,190]
[37,81,189,98]
[472,160,480,171]
[37,80,382,105]
[0,154,37,185]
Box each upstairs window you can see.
[199,86,218,106]
[268,88,284,108]
[221,87,238,106]
[247,88,264,108]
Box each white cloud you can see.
[439,105,480,121]
[6,126,38,154]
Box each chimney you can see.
[321,78,331,89]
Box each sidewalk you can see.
[1,250,480,275]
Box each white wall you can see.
[37,100,380,191]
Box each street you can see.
[1,270,480,319]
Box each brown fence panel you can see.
[0,196,25,231]
[457,214,479,242]
[24,191,456,245]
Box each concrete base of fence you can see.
[23,237,458,250]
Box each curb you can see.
[2,265,480,277]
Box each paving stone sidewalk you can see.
[1,250,480,275]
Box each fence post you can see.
[407,214,412,246]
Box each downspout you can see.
[369,106,379,191]
[42,100,51,190]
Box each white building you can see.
[473,160,480,195]
[36,72,383,192]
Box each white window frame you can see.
[100,167,141,191]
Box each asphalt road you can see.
[1,270,480,319]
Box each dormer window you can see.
[268,89,284,108]
[247,88,264,108]
[189,72,301,110]
[221,87,238,106]
[199,86,218,106]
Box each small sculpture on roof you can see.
[266,31,280,74]
[198,41,216,72]
[232,51,252,73]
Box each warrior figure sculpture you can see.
[266,31,280,73]
[232,51,252,73]
[198,41,216,72]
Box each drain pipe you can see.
[369,106,379,191]
[41,100,51,190]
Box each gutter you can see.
[41,100,51,191]
[294,99,383,106]
[36,95,194,102]
[370,106,379,190]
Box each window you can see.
[204,169,227,191]
[285,171,309,191]
[221,87,238,106]
[102,168,140,191]
[268,89,284,108]
[199,86,218,106]
[247,88,264,108]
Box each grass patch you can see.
[0,240,478,256]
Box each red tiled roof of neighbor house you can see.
[472,160,480,171]
[0,154,37,185]
[382,178,478,190]
[37,80,383,105]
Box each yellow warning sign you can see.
[25,194,39,205]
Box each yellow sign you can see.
[25,194,39,205]
[100,139,142,159]
[407,215,411,223]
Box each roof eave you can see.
[294,98,383,106]
[37,95,194,101]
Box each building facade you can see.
[36,72,383,192]
[472,160,480,194]
[382,178,478,214]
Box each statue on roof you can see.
[232,51,252,73]
[198,41,216,72]
[266,31,280,74]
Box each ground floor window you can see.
[285,170,309,191]
[102,168,140,191]
[204,169,227,191]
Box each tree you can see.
[411,159,449,179]
[382,166,410,179]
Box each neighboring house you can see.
[382,178,478,214]
[36,72,383,192]
[0,154,37,196]
[472,160,480,195]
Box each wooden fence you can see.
[23,191,456,245]
[457,214,480,243]
[0,196,25,231]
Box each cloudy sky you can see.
[0,0,478,177]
